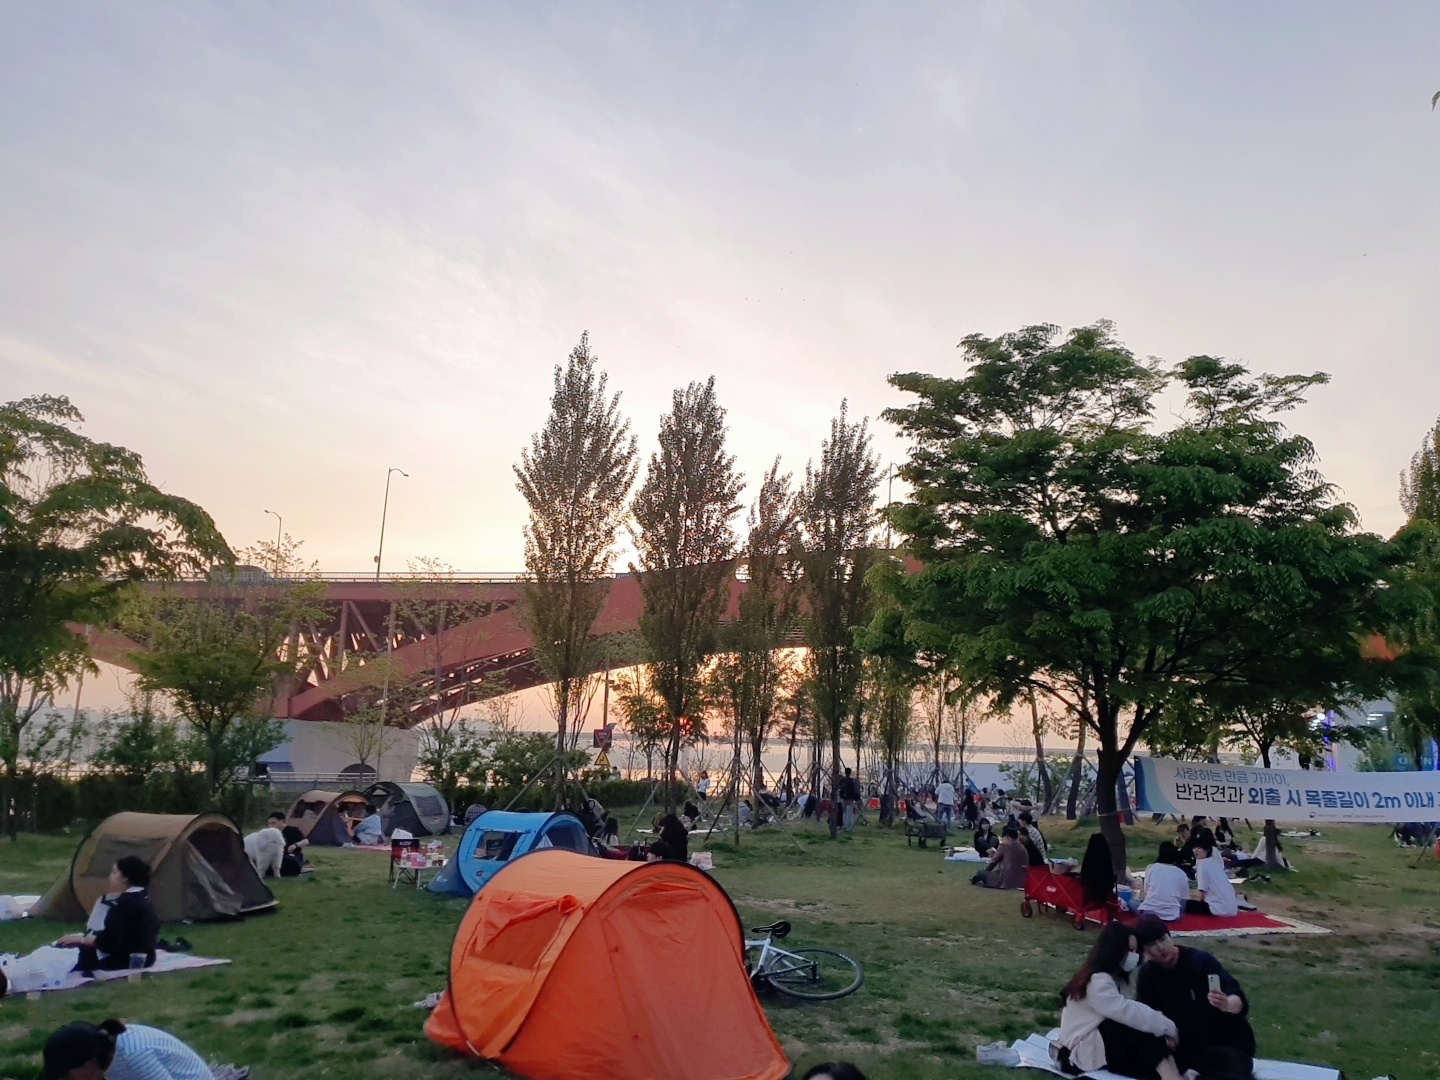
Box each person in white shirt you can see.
[1190,837,1239,917]
[1054,920,1182,1080]
[42,1018,224,1080]
[1138,842,1191,923]
[933,780,956,825]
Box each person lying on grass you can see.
[1134,913,1255,1080]
[53,856,159,975]
[1053,920,1182,1080]
[42,1018,246,1080]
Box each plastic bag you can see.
[1,945,77,993]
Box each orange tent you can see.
[425,849,790,1080]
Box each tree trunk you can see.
[1029,692,1052,809]
[1259,743,1281,871]
[828,729,842,839]
[554,679,570,810]
[1066,722,1087,820]
[1095,747,1128,878]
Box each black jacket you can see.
[1136,946,1255,1057]
[94,889,160,967]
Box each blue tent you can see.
[428,810,595,897]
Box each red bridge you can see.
[89,571,740,728]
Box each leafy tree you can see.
[710,460,799,811]
[235,532,321,581]
[124,579,326,794]
[883,323,1419,871]
[1400,416,1440,526]
[613,666,666,779]
[799,402,882,838]
[0,395,229,837]
[516,334,639,801]
[632,378,743,811]
[92,692,186,782]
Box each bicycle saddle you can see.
[750,920,791,939]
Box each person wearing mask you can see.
[972,828,1028,889]
[54,857,158,974]
[1137,843,1191,923]
[1134,914,1256,1080]
[973,819,1000,858]
[1053,920,1182,1080]
[43,1018,224,1080]
[1189,837,1239,917]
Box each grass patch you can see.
[0,816,1436,1078]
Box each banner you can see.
[1132,757,1440,824]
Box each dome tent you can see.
[31,812,276,923]
[428,810,593,897]
[426,849,789,1080]
[284,789,371,846]
[364,780,449,837]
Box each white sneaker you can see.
[975,1040,1021,1066]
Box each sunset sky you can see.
[4,3,1439,580]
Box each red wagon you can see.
[1019,865,1121,930]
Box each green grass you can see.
[2,817,1438,1079]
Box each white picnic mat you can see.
[945,848,988,863]
[1009,1032,1341,1080]
[14,950,229,995]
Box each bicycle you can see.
[744,920,863,1001]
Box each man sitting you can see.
[1190,835,1239,917]
[971,828,1027,890]
[1134,913,1256,1080]
[353,809,384,846]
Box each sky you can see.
[4,2,1440,579]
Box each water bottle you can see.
[127,953,146,983]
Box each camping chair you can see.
[389,836,420,887]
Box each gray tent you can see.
[32,812,276,923]
[364,781,449,837]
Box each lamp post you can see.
[373,467,409,582]
[263,509,282,578]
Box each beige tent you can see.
[284,789,371,846]
[31,811,277,923]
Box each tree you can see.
[710,460,799,811]
[125,579,326,794]
[613,666,666,779]
[883,322,1420,872]
[1400,416,1440,526]
[92,692,186,783]
[799,402,882,838]
[516,334,639,802]
[0,395,229,838]
[632,378,743,811]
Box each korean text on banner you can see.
[1133,757,1440,824]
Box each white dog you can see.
[244,827,285,878]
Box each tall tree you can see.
[515,334,639,801]
[632,378,743,811]
[883,322,1418,871]
[124,579,326,795]
[799,402,882,838]
[0,395,229,838]
[711,460,799,809]
[1400,416,1440,526]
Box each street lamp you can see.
[262,509,282,578]
[373,467,409,581]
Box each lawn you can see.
[2,815,1438,1080]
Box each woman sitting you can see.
[1079,833,1118,909]
[973,819,1000,858]
[1137,843,1191,924]
[44,1018,218,1080]
[1053,921,1182,1080]
[54,856,158,974]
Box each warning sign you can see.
[593,750,611,770]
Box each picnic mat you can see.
[1143,910,1330,938]
[1008,1032,1341,1080]
[347,844,393,852]
[17,950,229,995]
[945,848,988,863]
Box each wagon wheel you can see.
[1020,899,1033,918]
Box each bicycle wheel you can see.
[764,947,864,1001]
